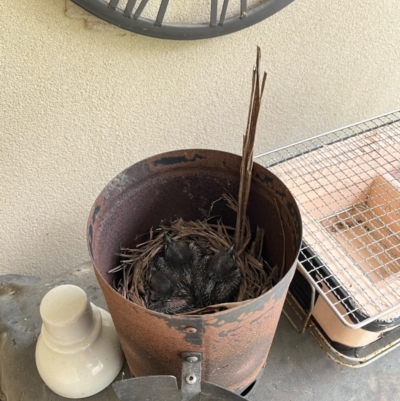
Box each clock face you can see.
[71,0,294,40]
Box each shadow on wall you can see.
[65,0,121,32]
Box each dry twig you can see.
[235,46,267,255]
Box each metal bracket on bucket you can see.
[181,352,202,401]
[112,352,248,401]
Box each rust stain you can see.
[88,149,302,392]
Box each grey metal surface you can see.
[2,262,400,400]
[181,353,202,401]
[112,352,248,401]
[0,263,132,401]
[70,0,295,40]
[113,376,181,401]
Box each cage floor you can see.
[256,109,400,329]
[321,202,400,285]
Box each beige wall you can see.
[1,0,400,276]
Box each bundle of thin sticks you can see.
[235,46,267,253]
[109,47,280,314]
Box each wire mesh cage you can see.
[255,110,400,364]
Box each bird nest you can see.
[109,194,281,315]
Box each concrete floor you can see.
[1,263,399,401]
[256,315,399,401]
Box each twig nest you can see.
[109,195,280,315]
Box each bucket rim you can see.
[87,148,303,319]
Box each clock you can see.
[71,0,294,40]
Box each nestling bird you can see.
[147,263,195,314]
[164,233,195,280]
[146,234,241,314]
[205,245,241,305]
[190,244,241,307]
[191,251,211,308]
[164,233,193,266]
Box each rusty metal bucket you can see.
[87,149,302,394]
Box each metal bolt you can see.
[186,356,198,363]
[185,327,197,333]
[185,374,197,385]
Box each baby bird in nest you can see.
[147,234,196,314]
[163,233,196,282]
[147,235,241,314]
[206,245,241,305]
[147,266,195,314]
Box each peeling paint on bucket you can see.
[88,149,302,393]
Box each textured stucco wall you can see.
[1,0,400,276]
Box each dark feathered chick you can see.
[147,264,195,314]
[147,235,241,314]
[164,233,193,267]
[147,234,199,314]
[164,234,196,280]
[147,267,174,302]
[191,252,211,308]
[206,245,241,305]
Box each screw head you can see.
[185,374,197,385]
[186,356,198,363]
[185,327,197,333]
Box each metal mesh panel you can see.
[256,110,400,329]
